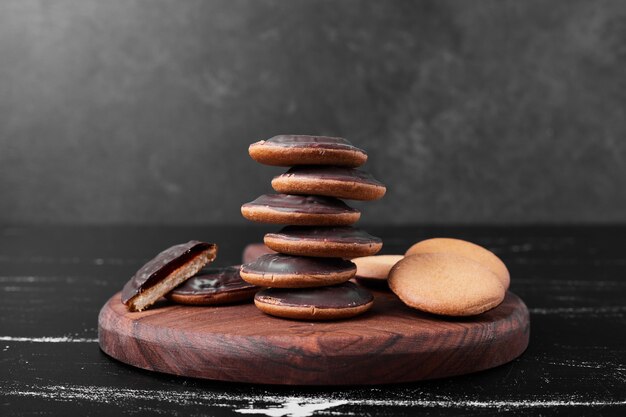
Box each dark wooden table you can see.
[1,225,625,416]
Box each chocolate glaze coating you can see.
[264,135,366,154]
[242,194,358,214]
[267,226,382,244]
[121,241,215,304]
[255,282,373,309]
[170,265,256,295]
[242,254,356,276]
[275,166,384,187]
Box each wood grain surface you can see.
[2,225,625,416]
[98,290,529,385]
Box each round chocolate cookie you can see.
[240,254,356,288]
[254,282,374,320]
[249,135,367,167]
[241,194,360,226]
[167,265,259,306]
[388,253,505,316]
[264,226,382,258]
[271,166,386,201]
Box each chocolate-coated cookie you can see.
[249,135,367,167]
[240,254,356,288]
[388,253,505,316]
[405,238,510,289]
[241,194,360,226]
[254,282,374,320]
[264,226,382,258]
[272,166,386,201]
[121,241,217,312]
[167,265,259,305]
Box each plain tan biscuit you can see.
[388,253,505,316]
[405,238,510,289]
[352,255,404,280]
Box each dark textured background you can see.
[1,0,625,225]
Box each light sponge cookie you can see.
[405,238,510,290]
[352,254,404,288]
[388,253,505,316]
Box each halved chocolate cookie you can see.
[254,282,374,320]
[121,241,217,312]
[272,166,386,201]
[167,265,259,306]
[240,253,356,288]
[264,226,382,258]
[249,135,367,167]
[241,194,360,226]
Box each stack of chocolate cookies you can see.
[240,135,386,320]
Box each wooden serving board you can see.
[98,290,529,385]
